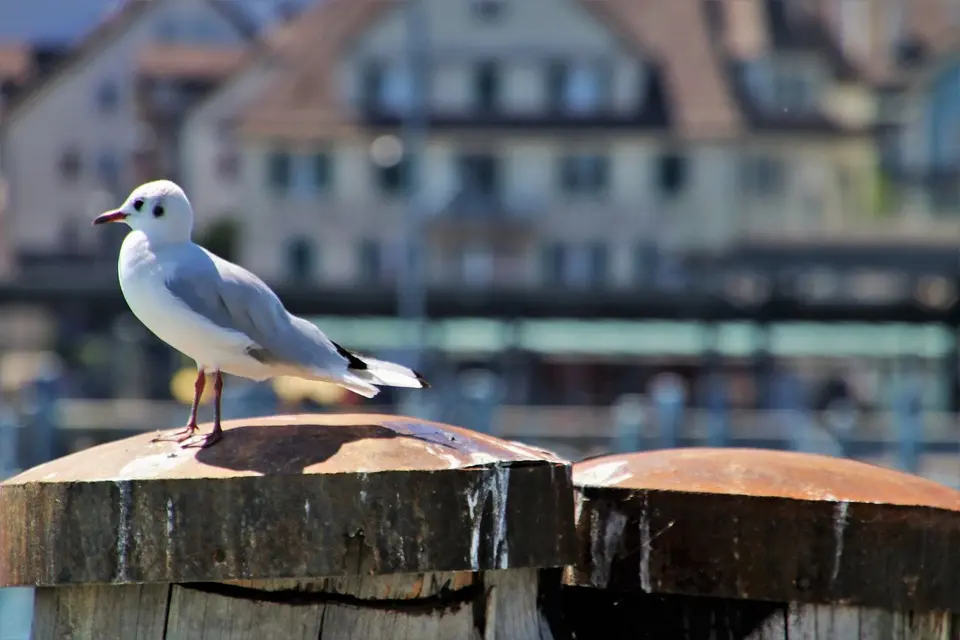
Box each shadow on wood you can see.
[194,421,404,474]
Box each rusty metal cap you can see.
[569,448,960,613]
[574,448,960,510]
[0,414,575,587]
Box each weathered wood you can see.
[1,414,574,639]
[30,570,557,640]
[552,590,959,640]
[569,448,960,611]
[32,583,170,640]
[0,414,575,587]
[561,448,960,639]
[14,420,959,638]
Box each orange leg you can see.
[182,371,223,449]
[151,370,204,443]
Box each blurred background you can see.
[2,0,960,632]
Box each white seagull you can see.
[93,179,429,448]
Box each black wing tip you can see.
[414,370,431,388]
[332,340,368,370]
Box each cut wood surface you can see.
[0,413,575,587]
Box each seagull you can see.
[93,179,429,449]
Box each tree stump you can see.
[0,414,576,639]
[560,448,960,639]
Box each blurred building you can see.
[0,0,958,407]
[0,43,35,280]
[175,0,936,290]
[0,0,255,285]
[0,0,959,289]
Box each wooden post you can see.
[0,414,575,639]
[560,448,960,639]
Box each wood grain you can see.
[32,584,170,640]
[164,585,325,640]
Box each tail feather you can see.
[331,340,431,393]
[355,356,430,389]
[339,374,381,398]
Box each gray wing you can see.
[161,244,350,373]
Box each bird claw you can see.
[151,425,199,443]
[179,429,223,449]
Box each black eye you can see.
[153,204,165,218]
[133,199,143,212]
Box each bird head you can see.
[93,179,194,244]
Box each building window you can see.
[635,243,659,286]
[772,71,816,111]
[312,152,332,191]
[285,236,315,283]
[559,154,608,195]
[458,153,499,197]
[542,241,608,287]
[740,155,785,196]
[361,61,383,110]
[542,242,567,285]
[741,59,772,105]
[365,61,412,114]
[471,0,506,22]
[742,59,817,112]
[267,151,291,192]
[376,155,414,195]
[97,151,121,190]
[474,61,500,113]
[588,244,608,286]
[357,239,384,283]
[570,242,609,287]
[547,61,609,114]
[657,153,687,196]
[461,246,494,285]
[59,148,82,182]
[96,80,120,114]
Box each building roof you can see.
[2,0,255,123]
[238,0,745,142]
[231,0,925,143]
[589,0,744,140]
[238,0,394,141]
[137,45,246,82]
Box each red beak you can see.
[92,210,129,225]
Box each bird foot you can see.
[151,425,199,443]
[179,427,223,449]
